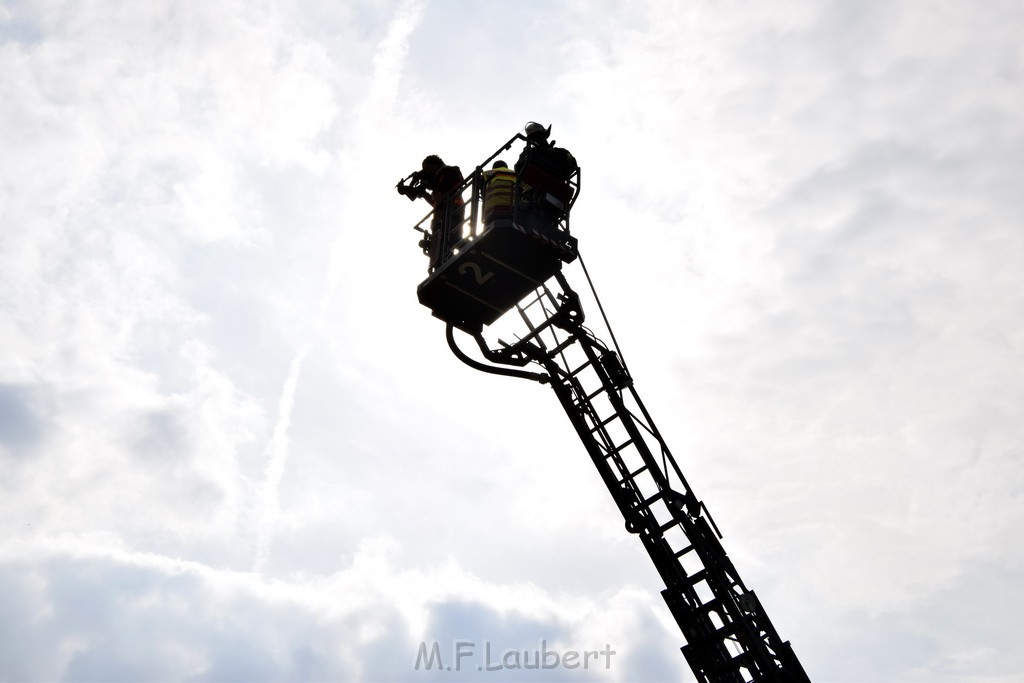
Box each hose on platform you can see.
[446,324,549,384]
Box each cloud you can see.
[3,0,1024,681]
[0,383,53,453]
[0,535,687,682]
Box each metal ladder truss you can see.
[447,271,810,683]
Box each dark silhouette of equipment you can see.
[403,126,810,683]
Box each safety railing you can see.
[413,133,581,274]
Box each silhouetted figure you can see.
[482,160,516,226]
[396,154,466,269]
[514,122,577,235]
[419,155,465,268]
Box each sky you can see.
[2,0,1023,681]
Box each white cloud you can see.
[0,535,686,682]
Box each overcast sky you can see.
[2,1,1024,681]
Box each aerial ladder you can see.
[403,125,810,683]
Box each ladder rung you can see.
[569,360,593,377]
[687,568,708,585]
[519,291,546,310]
[607,438,633,456]
[683,612,737,643]
[643,490,665,507]
[585,385,607,401]
[618,463,647,482]
[674,544,695,559]
[658,518,680,535]
[551,337,576,356]
[589,413,618,433]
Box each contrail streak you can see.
[253,0,423,572]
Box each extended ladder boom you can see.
[450,272,809,683]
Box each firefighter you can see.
[399,155,465,269]
[514,123,577,235]
[482,160,516,226]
